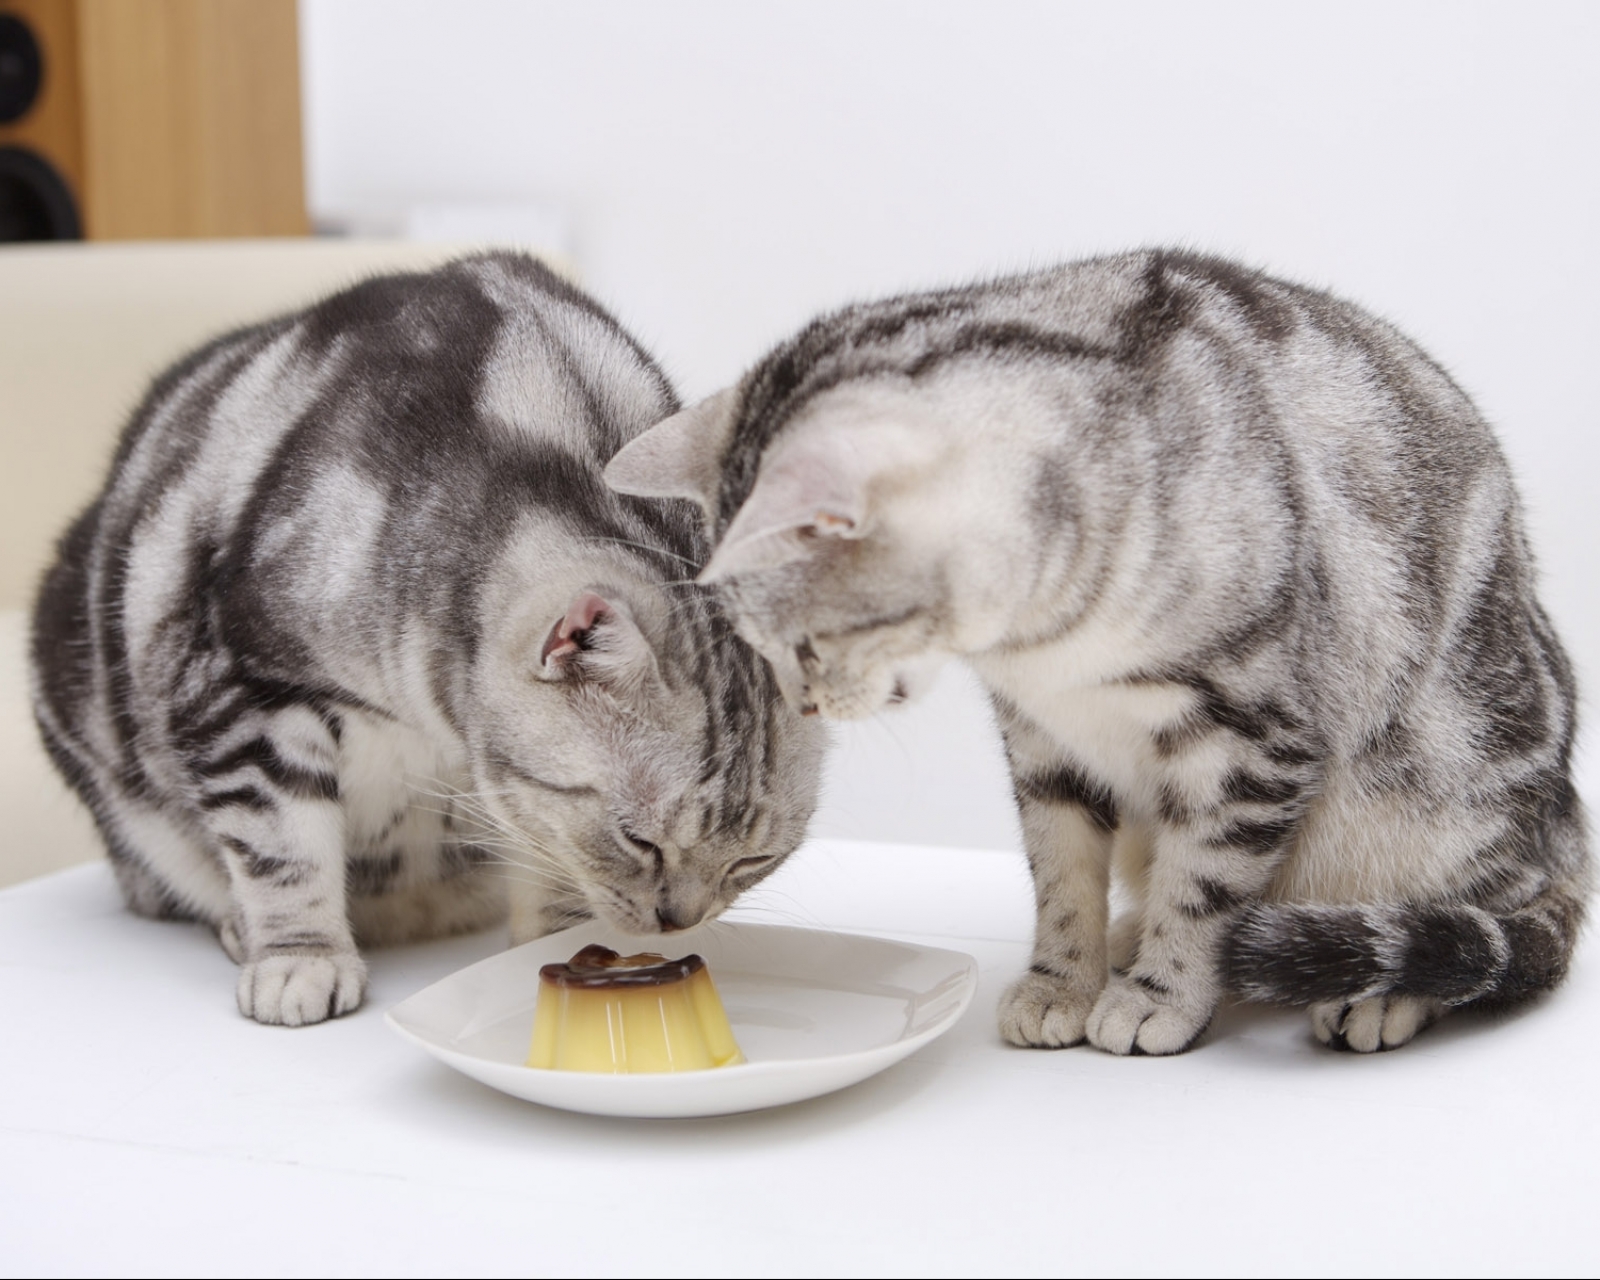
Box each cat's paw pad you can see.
[1309,995,1442,1052]
[1086,975,1212,1056]
[998,971,1101,1047]
[237,953,368,1026]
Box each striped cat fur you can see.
[31,252,825,1026]
[607,248,1589,1055]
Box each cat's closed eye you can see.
[618,828,665,868]
[726,854,776,878]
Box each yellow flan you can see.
[526,944,745,1073]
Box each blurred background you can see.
[2,0,1596,875]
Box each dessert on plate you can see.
[527,944,745,1073]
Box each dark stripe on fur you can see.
[196,736,339,802]
[347,851,403,897]
[199,786,274,812]
[1221,769,1304,807]
[440,842,493,879]
[1153,250,1297,343]
[1206,814,1300,856]
[1016,763,1119,833]
[220,835,295,881]
[1181,877,1247,919]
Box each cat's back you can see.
[88,253,670,525]
[31,253,687,762]
[727,248,1502,498]
[49,251,679,588]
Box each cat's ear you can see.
[699,442,869,582]
[538,591,657,690]
[604,387,739,517]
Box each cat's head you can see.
[469,576,827,935]
[604,372,1036,721]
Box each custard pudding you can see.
[527,944,745,1073]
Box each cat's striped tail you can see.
[1221,876,1588,1009]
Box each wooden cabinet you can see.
[0,0,307,240]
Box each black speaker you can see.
[0,6,81,241]
[0,10,42,121]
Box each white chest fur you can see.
[972,635,1193,811]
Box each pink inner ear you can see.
[541,592,612,667]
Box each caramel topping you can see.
[540,943,707,989]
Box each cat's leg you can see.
[191,702,365,1026]
[996,732,1118,1047]
[1087,726,1319,1056]
[1086,828,1252,1054]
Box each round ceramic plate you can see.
[386,921,977,1118]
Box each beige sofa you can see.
[0,239,521,886]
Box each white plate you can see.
[386,922,977,1118]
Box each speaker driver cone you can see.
[0,145,81,241]
[0,13,44,125]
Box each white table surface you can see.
[2,837,1595,1279]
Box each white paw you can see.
[1086,974,1213,1056]
[998,970,1102,1047]
[237,953,368,1026]
[1309,995,1442,1052]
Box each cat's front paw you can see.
[237,953,368,1026]
[1086,973,1213,1055]
[1309,995,1442,1052]
[998,970,1103,1048]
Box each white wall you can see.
[301,0,1600,850]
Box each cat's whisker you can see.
[483,857,579,889]
[464,842,567,873]
[403,782,588,894]
[406,783,570,857]
[577,534,701,570]
[725,889,825,930]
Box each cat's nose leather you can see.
[654,904,695,931]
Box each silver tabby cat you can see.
[31,252,825,1026]
[608,248,1589,1055]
